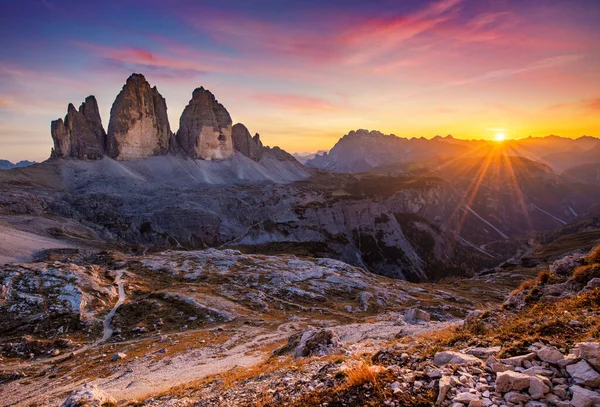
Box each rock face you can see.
[106,73,171,160]
[232,123,263,161]
[61,384,116,407]
[51,96,106,160]
[176,87,234,160]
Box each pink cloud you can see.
[0,96,14,108]
[252,93,343,111]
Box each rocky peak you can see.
[232,123,263,161]
[50,95,106,160]
[106,73,171,160]
[176,87,234,160]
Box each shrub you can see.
[345,362,378,387]
[587,245,600,264]
[572,264,600,284]
[511,279,536,295]
[537,270,551,285]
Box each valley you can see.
[0,73,599,407]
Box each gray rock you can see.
[176,87,233,160]
[501,353,537,368]
[434,351,484,366]
[51,96,106,160]
[504,392,531,403]
[455,392,481,403]
[106,73,171,160]
[437,375,452,405]
[528,375,550,399]
[232,123,263,161]
[570,385,600,407]
[111,352,127,362]
[61,384,116,407]
[495,371,531,393]
[575,342,600,371]
[466,347,502,359]
[535,345,565,364]
[566,360,600,387]
[280,328,339,358]
[404,307,431,324]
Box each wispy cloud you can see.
[449,54,584,86]
[252,93,344,111]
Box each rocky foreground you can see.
[0,245,598,406]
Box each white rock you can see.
[61,384,116,407]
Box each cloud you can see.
[546,97,600,113]
[0,96,15,108]
[252,93,344,111]
[449,54,584,86]
[585,97,600,111]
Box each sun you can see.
[494,132,506,142]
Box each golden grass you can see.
[587,245,600,264]
[537,269,551,285]
[511,279,536,295]
[345,361,378,387]
[572,264,600,284]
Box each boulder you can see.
[232,123,263,161]
[106,73,171,160]
[528,375,550,399]
[61,384,116,407]
[504,392,531,403]
[570,385,600,407]
[437,375,452,405]
[176,87,233,160]
[276,328,339,358]
[465,346,501,358]
[575,342,600,371]
[111,352,126,362]
[51,96,106,160]
[501,352,537,367]
[454,392,480,403]
[566,360,600,387]
[535,345,565,364]
[404,307,431,324]
[495,371,531,393]
[434,351,483,366]
[294,329,338,358]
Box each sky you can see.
[0,0,599,162]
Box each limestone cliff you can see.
[176,87,233,160]
[232,123,263,161]
[50,96,106,160]
[106,74,171,160]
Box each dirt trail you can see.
[98,270,126,343]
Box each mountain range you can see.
[0,160,36,170]
[306,130,600,174]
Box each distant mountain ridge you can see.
[293,150,328,164]
[306,129,468,173]
[306,130,600,173]
[0,160,37,170]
